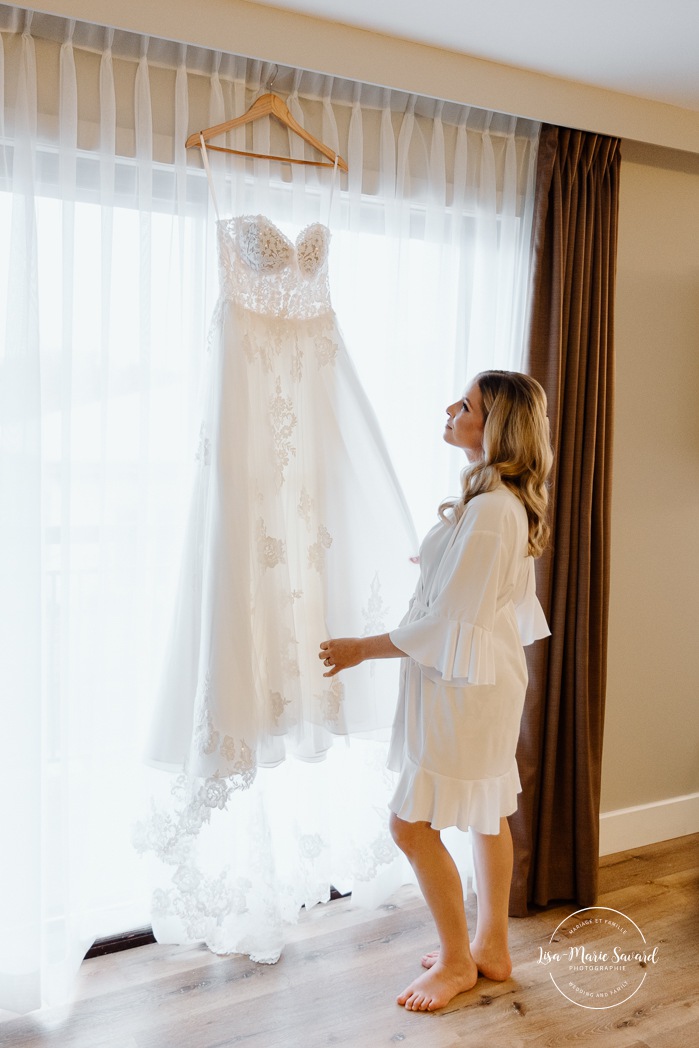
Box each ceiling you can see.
[244,0,699,111]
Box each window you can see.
[0,16,538,1010]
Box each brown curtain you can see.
[508,126,621,914]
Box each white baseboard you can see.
[599,792,699,856]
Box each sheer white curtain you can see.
[0,4,539,1015]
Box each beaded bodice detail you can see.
[218,215,332,320]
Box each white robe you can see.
[387,484,550,835]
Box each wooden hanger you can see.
[185,91,348,172]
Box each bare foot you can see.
[397,958,478,1011]
[421,942,512,981]
[471,939,512,981]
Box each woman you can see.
[319,370,553,1012]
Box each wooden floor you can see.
[3,834,697,1048]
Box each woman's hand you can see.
[319,633,405,676]
[318,638,366,677]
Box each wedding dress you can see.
[133,167,420,960]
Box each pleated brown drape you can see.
[509,126,621,914]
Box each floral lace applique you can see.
[238,216,294,273]
[280,627,301,679]
[226,739,256,784]
[281,588,303,605]
[297,224,329,276]
[270,690,292,724]
[193,679,257,780]
[315,334,338,368]
[352,827,398,883]
[132,803,190,867]
[132,741,257,869]
[319,677,344,722]
[171,863,202,896]
[193,674,217,755]
[151,867,250,942]
[196,707,219,757]
[242,331,272,371]
[290,338,303,381]
[270,328,286,358]
[362,573,388,635]
[298,488,314,529]
[308,524,333,573]
[220,735,238,763]
[298,833,325,860]
[256,518,287,570]
[270,377,297,484]
[200,773,231,811]
[206,300,223,353]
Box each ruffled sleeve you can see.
[389,615,495,685]
[389,529,502,687]
[514,557,551,646]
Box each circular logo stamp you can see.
[537,906,659,1009]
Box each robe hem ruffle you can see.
[387,754,521,835]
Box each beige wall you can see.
[602,141,699,811]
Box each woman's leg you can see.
[469,816,514,979]
[421,816,514,980]
[390,813,478,1011]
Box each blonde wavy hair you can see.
[439,370,554,557]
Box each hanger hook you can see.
[266,64,279,92]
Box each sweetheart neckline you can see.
[216,214,330,252]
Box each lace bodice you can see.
[218,215,332,320]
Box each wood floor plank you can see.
[598,835,699,892]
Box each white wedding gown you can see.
[133,211,420,961]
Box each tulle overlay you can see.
[134,740,414,963]
[133,216,422,959]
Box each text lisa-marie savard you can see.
[537,945,659,968]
